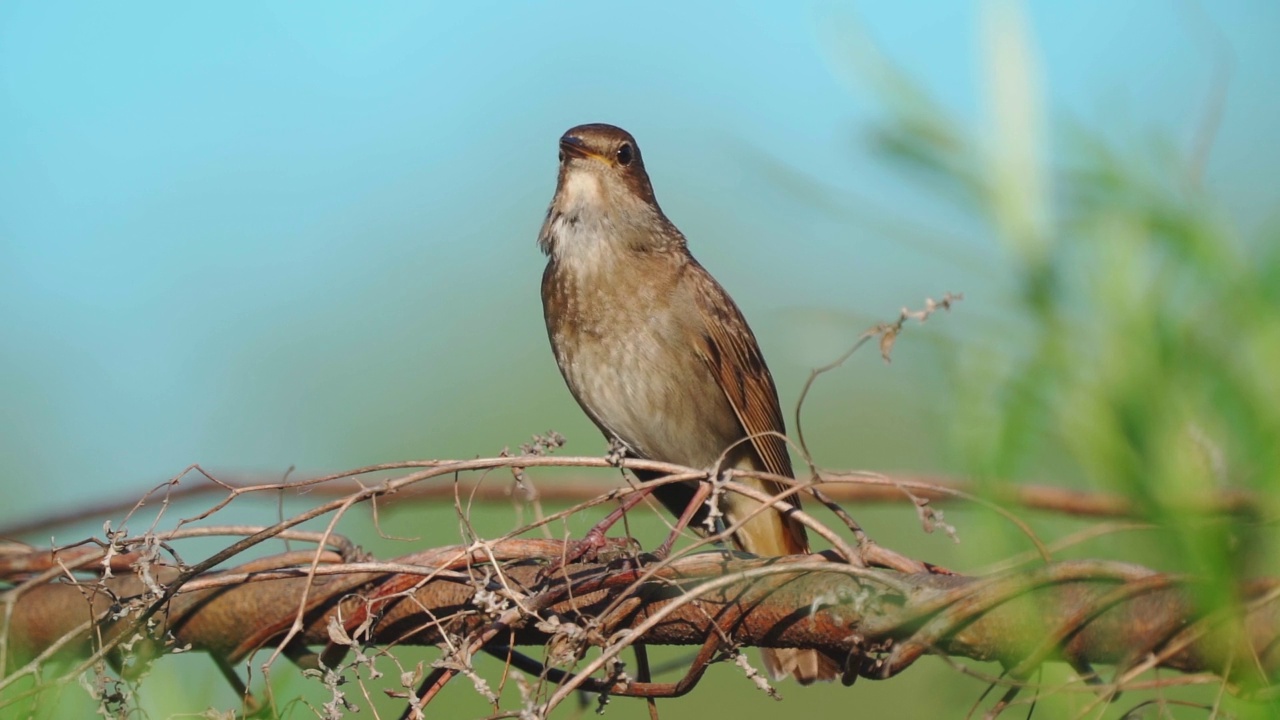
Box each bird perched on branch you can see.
[537,123,840,684]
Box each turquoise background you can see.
[1,2,1276,717]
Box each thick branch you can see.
[6,541,1276,697]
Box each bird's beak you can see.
[559,135,598,161]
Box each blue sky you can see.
[1,1,1276,528]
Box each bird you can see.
[537,122,840,684]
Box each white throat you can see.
[542,170,624,274]
[559,169,604,213]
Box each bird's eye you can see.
[558,150,565,163]
[616,143,633,166]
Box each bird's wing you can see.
[688,263,797,487]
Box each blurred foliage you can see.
[871,1,1277,535]
[861,5,1279,717]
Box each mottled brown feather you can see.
[688,262,808,554]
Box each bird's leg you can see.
[543,441,654,577]
[575,486,653,556]
[566,438,643,560]
[542,484,655,578]
[652,477,714,560]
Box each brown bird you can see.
[537,123,839,684]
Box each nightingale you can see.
[537,123,839,685]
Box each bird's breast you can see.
[543,256,743,469]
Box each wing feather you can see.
[687,263,805,541]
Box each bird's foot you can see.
[540,530,648,582]
[563,527,611,565]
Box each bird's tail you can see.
[760,648,842,686]
[729,478,841,684]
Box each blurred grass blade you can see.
[981,0,1050,265]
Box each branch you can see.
[2,454,1275,717]
[4,541,1276,713]
[0,467,1263,540]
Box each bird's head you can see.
[540,124,677,256]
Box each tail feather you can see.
[761,648,842,685]
[728,476,841,684]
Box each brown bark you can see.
[5,540,1276,702]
